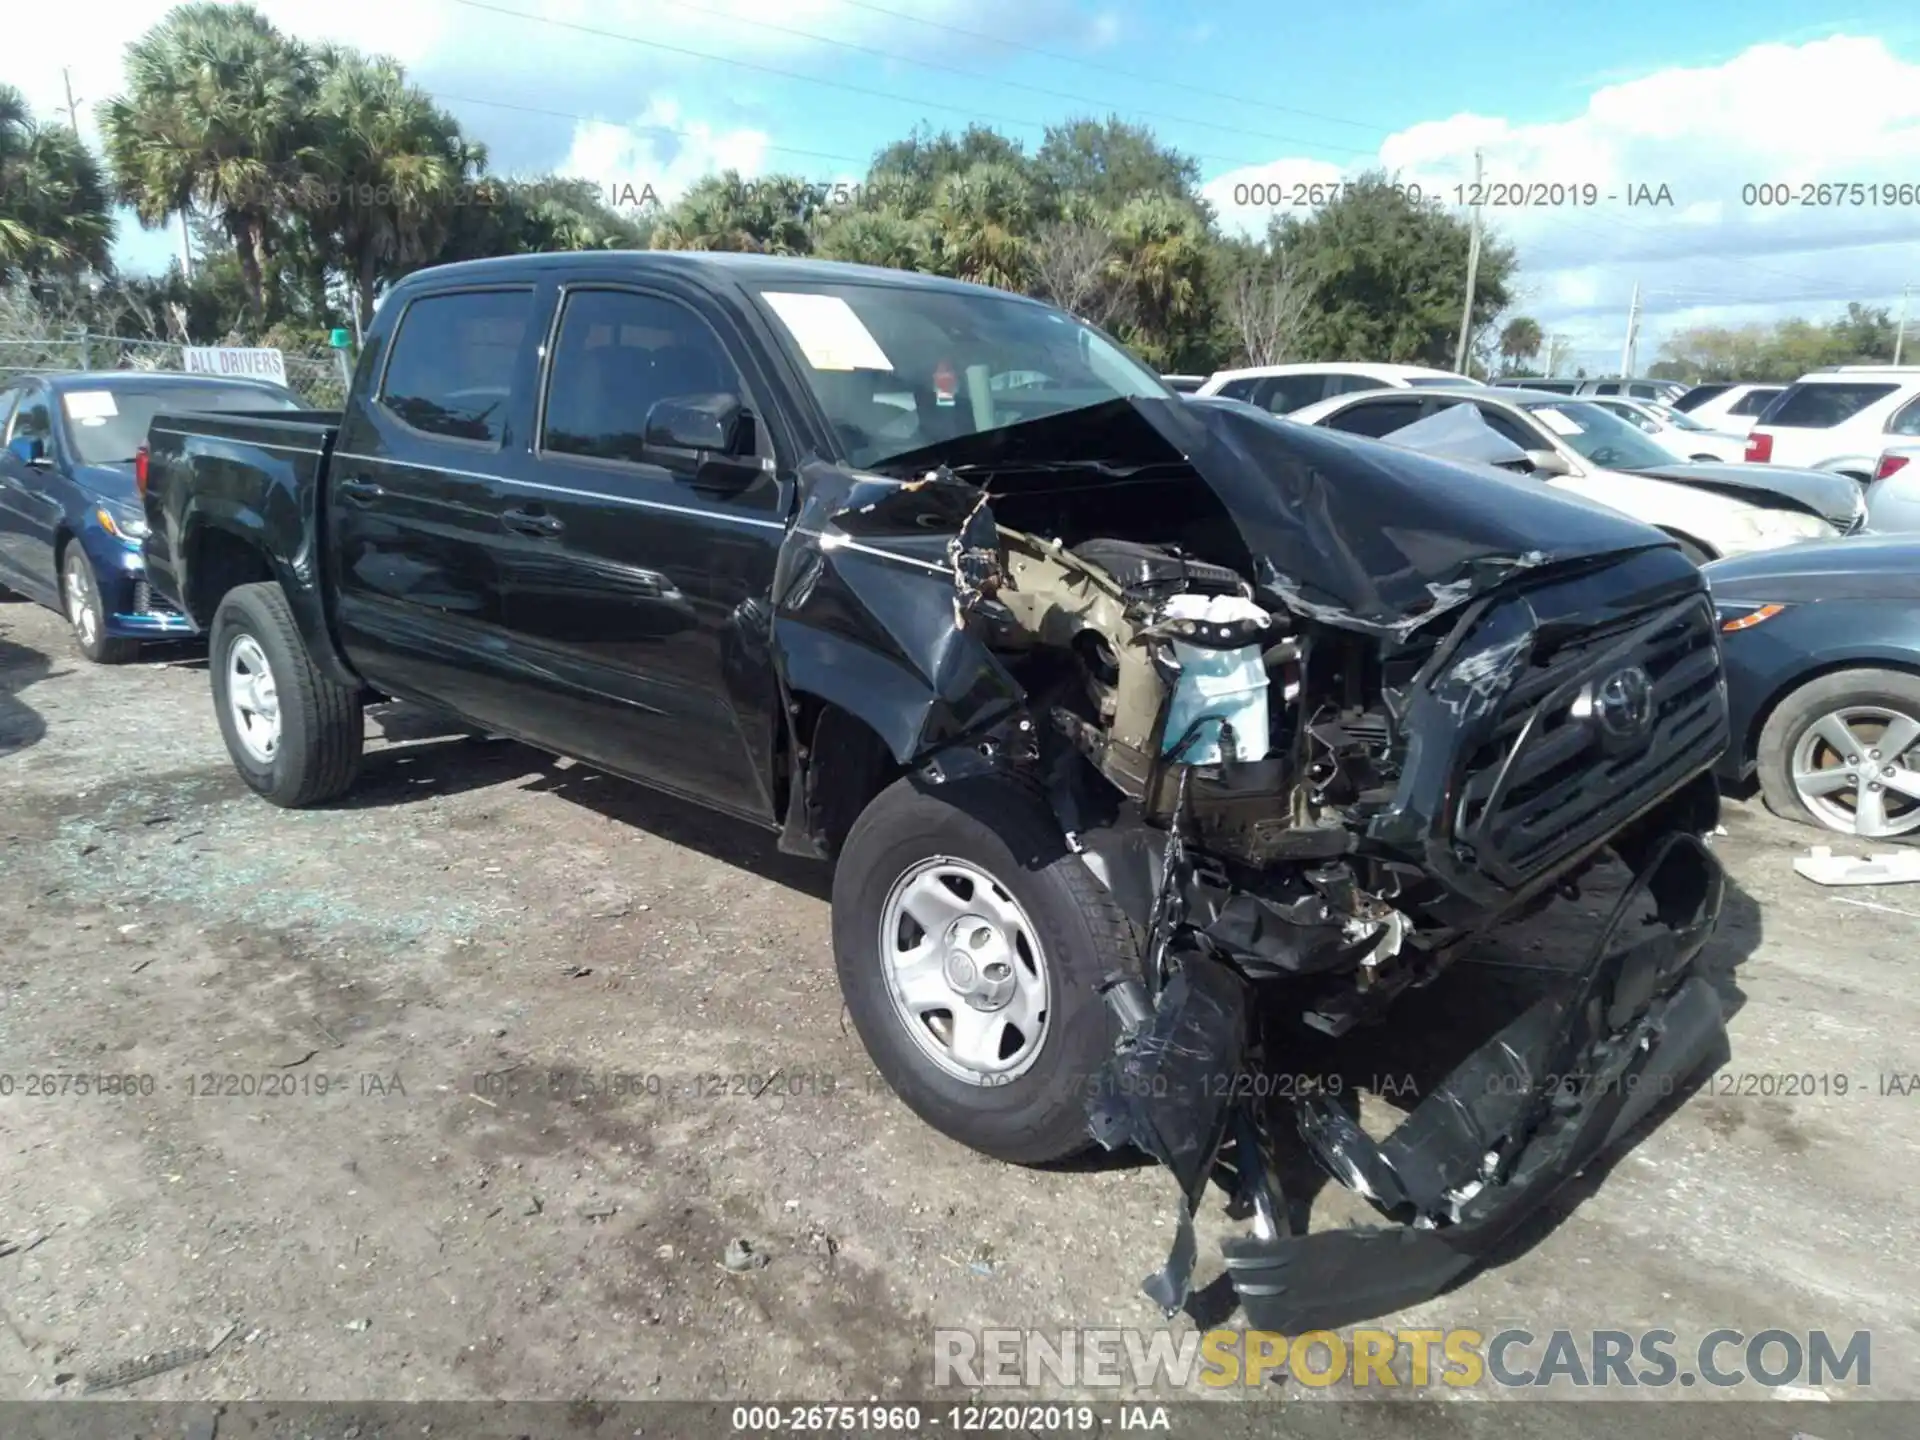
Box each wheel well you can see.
[185,529,275,627]
[1741,658,1920,764]
[788,696,903,858]
[53,525,75,571]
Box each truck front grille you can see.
[1454,592,1726,888]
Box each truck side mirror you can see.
[7,435,48,466]
[645,394,747,456]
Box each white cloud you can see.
[1203,35,1920,366]
[560,98,771,206]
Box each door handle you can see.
[336,476,385,503]
[501,507,564,538]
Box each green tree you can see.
[815,208,935,271]
[305,46,484,329]
[0,86,115,279]
[100,1,319,321]
[1498,315,1543,371]
[1272,173,1515,365]
[1109,192,1215,370]
[927,162,1033,290]
[1033,117,1205,221]
[651,171,812,253]
[866,124,1030,218]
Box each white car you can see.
[1866,444,1920,532]
[1672,382,1785,432]
[1285,385,1841,563]
[1582,396,1747,462]
[1743,367,1920,479]
[1195,362,1480,416]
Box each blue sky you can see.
[11,0,1920,370]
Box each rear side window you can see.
[1763,382,1899,429]
[1589,382,1621,396]
[1323,397,1425,437]
[1727,386,1782,417]
[1212,377,1259,402]
[540,288,744,466]
[380,288,534,444]
[1673,384,1730,412]
[1259,373,1334,414]
[1889,396,1920,438]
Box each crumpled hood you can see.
[1627,460,1862,530]
[871,395,1673,639]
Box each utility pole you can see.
[61,68,83,131]
[178,211,195,281]
[1544,334,1567,378]
[1454,148,1484,375]
[1896,284,1911,367]
[1620,282,1641,378]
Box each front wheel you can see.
[61,545,136,664]
[831,775,1142,1164]
[209,582,364,807]
[1757,669,1920,840]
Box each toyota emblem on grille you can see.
[1579,664,1655,747]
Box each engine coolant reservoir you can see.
[1159,593,1272,764]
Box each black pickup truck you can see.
[141,251,1732,1329]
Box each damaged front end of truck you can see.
[771,393,1731,1327]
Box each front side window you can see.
[749,281,1168,469]
[1727,387,1782,417]
[1322,397,1425,437]
[1521,401,1677,470]
[540,289,745,466]
[1466,402,1551,452]
[1763,382,1899,430]
[380,288,535,444]
[10,393,52,445]
[1212,377,1259,402]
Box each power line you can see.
[444,0,1338,172]
[831,0,1392,135]
[639,0,1375,157]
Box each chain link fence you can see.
[0,329,352,408]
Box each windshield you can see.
[59,382,300,465]
[1522,400,1679,470]
[748,281,1170,467]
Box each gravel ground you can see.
[2,593,1916,1421]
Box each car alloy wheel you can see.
[877,855,1051,1085]
[64,550,101,650]
[225,633,282,765]
[1790,704,1920,838]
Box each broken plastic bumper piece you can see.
[1089,832,1727,1332]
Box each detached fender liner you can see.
[1091,832,1728,1330]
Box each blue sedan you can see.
[0,371,301,662]
[1707,535,1920,840]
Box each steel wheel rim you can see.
[877,855,1051,1085]
[226,634,282,765]
[64,554,98,648]
[1791,704,1920,838]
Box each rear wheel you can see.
[1757,669,1920,840]
[210,582,363,807]
[831,775,1141,1164]
[61,545,137,664]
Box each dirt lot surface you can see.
[3,594,1916,1425]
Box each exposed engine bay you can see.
[773,394,1733,1330]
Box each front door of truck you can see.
[499,282,793,822]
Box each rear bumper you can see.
[1088,828,1727,1330]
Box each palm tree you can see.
[305,46,482,329]
[651,172,811,254]
[1109,193,1211,368]
[0,86,115,278]
[928,162,1032,290]
[99,2,319,321]
[813,209,934,271]
[1499,315,1544,371]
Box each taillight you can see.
[134,445,150,495]
[1744,431,1772,463]
[1876,453,1911,482]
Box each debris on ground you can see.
[0,1232,47,1258]
[1793,845,1920,887]
[83,1345,210,1393]
[721,1238,768,1272]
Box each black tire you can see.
[60,544,137,664]
[209,582,363,807]
[1757,668,1920,841]
[831,775,1142,1165]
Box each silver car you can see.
[1867,445,1920,531]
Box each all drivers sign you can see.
[183,346,289,387]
